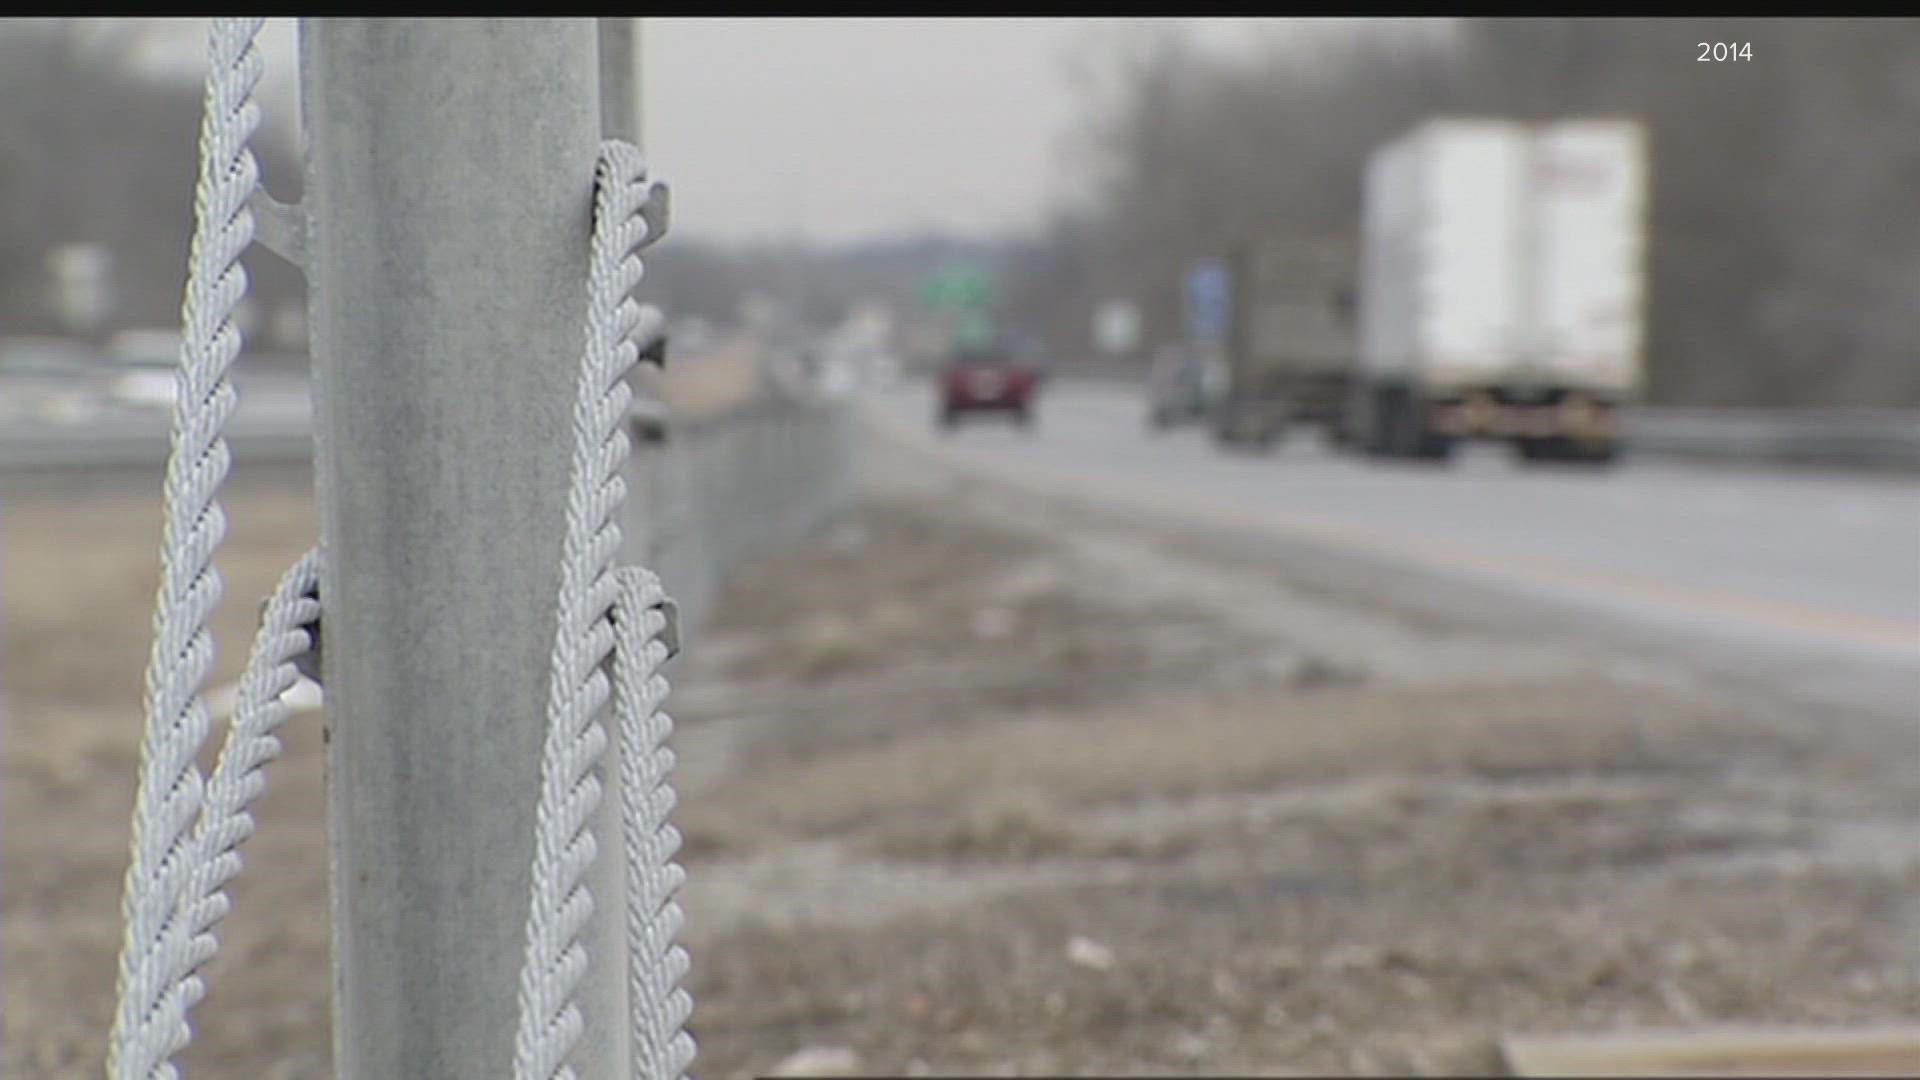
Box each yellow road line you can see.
[863,402,1920,655]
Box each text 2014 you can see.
[1698,43,1753,61]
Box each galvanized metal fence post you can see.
[598,18,644,149]
[589,20,647,1076]
[301,19,620,1077]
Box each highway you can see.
[8,368,1914,729]
[0,371,312,473]
[867,378,1920,731]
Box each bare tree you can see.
[1026,17,1920,406]
[0,21,304,339]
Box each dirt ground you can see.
[3,455,1917,1077]
[2,465,331,1078]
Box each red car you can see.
[938,351,1041,429]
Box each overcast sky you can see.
[117,18,1413,247]
[637,18,1286,246]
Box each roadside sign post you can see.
[1184,259,1230,348]
[924,263,995,353]
[598,17,643,149]
[592,19,651,1077]
[1184,258,1231,383]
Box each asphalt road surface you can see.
[867,379,1920,733]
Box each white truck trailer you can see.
[1350,117,1649,464]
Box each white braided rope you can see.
[515,140,693,1080]
[109,17,266,1080]
[173,552,321,958]
[613,568,695,1080]
[109,26,694,1077]
[116,552,321,1080]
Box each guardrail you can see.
[8,372,1909,493]
[0,375,861,644]
[1621,408,1920,473]
[0,417,313,473]
[1030,372,1920,473]
[623,389,859,643]
[0,371,318,474]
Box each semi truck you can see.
[1349,117,1649,464]
[1211,236,1359,451]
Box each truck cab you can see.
[1213,237,1360,453]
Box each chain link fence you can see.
[621,386,860,648]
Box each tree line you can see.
[0,21,303,343]
[1003,18,1920,407]
[8,19,1913,408]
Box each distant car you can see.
[938,349,1041,430]
[1145,346,1214,430]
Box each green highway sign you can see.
[922,264,991,311]
[953,308,995,349]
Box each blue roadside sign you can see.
[1185,260,1229,345]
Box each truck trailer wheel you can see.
[1262,416,1288,452]
[1211,409,1246,452]
[1563,439,1620,467]
[1327,415,1359,450]
[1587,442,1622,466]
[1412,432,1457,463]
[1375,390,1424,459]
[1517,436,1617,467]
[1352,390,1394,458]
[1216,429,1266,455]
[1369,391,1453,464]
